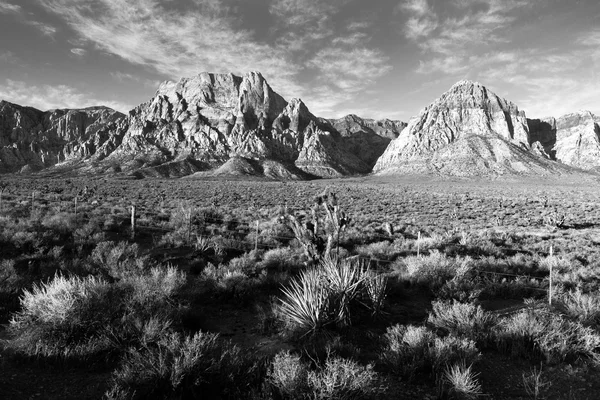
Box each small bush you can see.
[267,351,309,399]
[307,356,380,399]
[107,331,257,399]
[560,288,600,327]
[404,251,470,290]
[382,324,479,378]
[428,300,496,345]
[443,363,482,400]
[496,306,600,364]
[9,274,124,358]
[267,351,381,400]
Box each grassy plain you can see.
[1,173,600,399]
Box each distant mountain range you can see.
[0,72,598,178]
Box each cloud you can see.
[110,71,161,89]
[70,48,86,56]
[0,79,133,113]
[0,51,20,64]
[396,0,437,39]
[38,0,304,99]
[0,1,21,13]
[28,21,58,37]
[399,0,533,73]
[37,0,392,117]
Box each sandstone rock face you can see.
[328,115,406,168]
[374,81,541,175]
[112,71,372,178]
[529,111,600,171]
[0,100,127,172]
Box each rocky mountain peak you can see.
[373,80,535,175]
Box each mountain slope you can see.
[327,114,406,168]
[108,71,376,178]
[374,81,573,176]
[0,101,127,173]
[528,111,600,171]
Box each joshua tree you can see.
[282,190,351,263]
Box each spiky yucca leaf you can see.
[321,257,367,327]
[279,269,330,336]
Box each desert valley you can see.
[1,68,600,400]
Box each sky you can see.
[0,0,599,121]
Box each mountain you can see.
[528,111,600,171]
[108,71,375,178]
[0,72,401,178]
[327,115,406,168]
[373,81,572,176]
[0,101,127,173]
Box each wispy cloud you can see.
[0,51,20,64]
[36,0,392,117]
[0,79,133,112]
[399,0,533,73]
[28,21,57,37]
[38,0,303,100]
[110,71,160,89]
[0,1,21,14]
[70,48,86,56]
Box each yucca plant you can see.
[321,257,367,327]
[278,268,331,337]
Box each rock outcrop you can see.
[110,71,373,178]
[0,101,127,172]
[327,115,406,168]
[528,111,600,171]
[373,81,564,176]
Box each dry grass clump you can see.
[267,351,381,400]
[404,251,472,291]
[428,300,497,345]
[8,264,187,360]
[381,324,480,379]
[106,331,257,400]
[443,363,482,400]
[495,304,600,364]
[559,288,600,327]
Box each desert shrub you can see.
[228,250,261,275]
[559,288,600,327]
[443,363,482,400]
[260,246,305,271]
[267,351,309,399]
[428,300,497,346]
[124,265,186,317]
[404,251,471,290]
[91,241,151,278]
[355,240,399,261]
[429,336,480,373]
[267,351,381,400]
[9,274,124,358]
[496,306,600,364]
[9,265,188,359]
[73,219,103,244]
[364,271,388,318]
[307,356,380,399]
[381,324,479,378]
[106,331,258,399]
[277,257,380,337]
[41,212,77,234]
[382,324,433,378]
